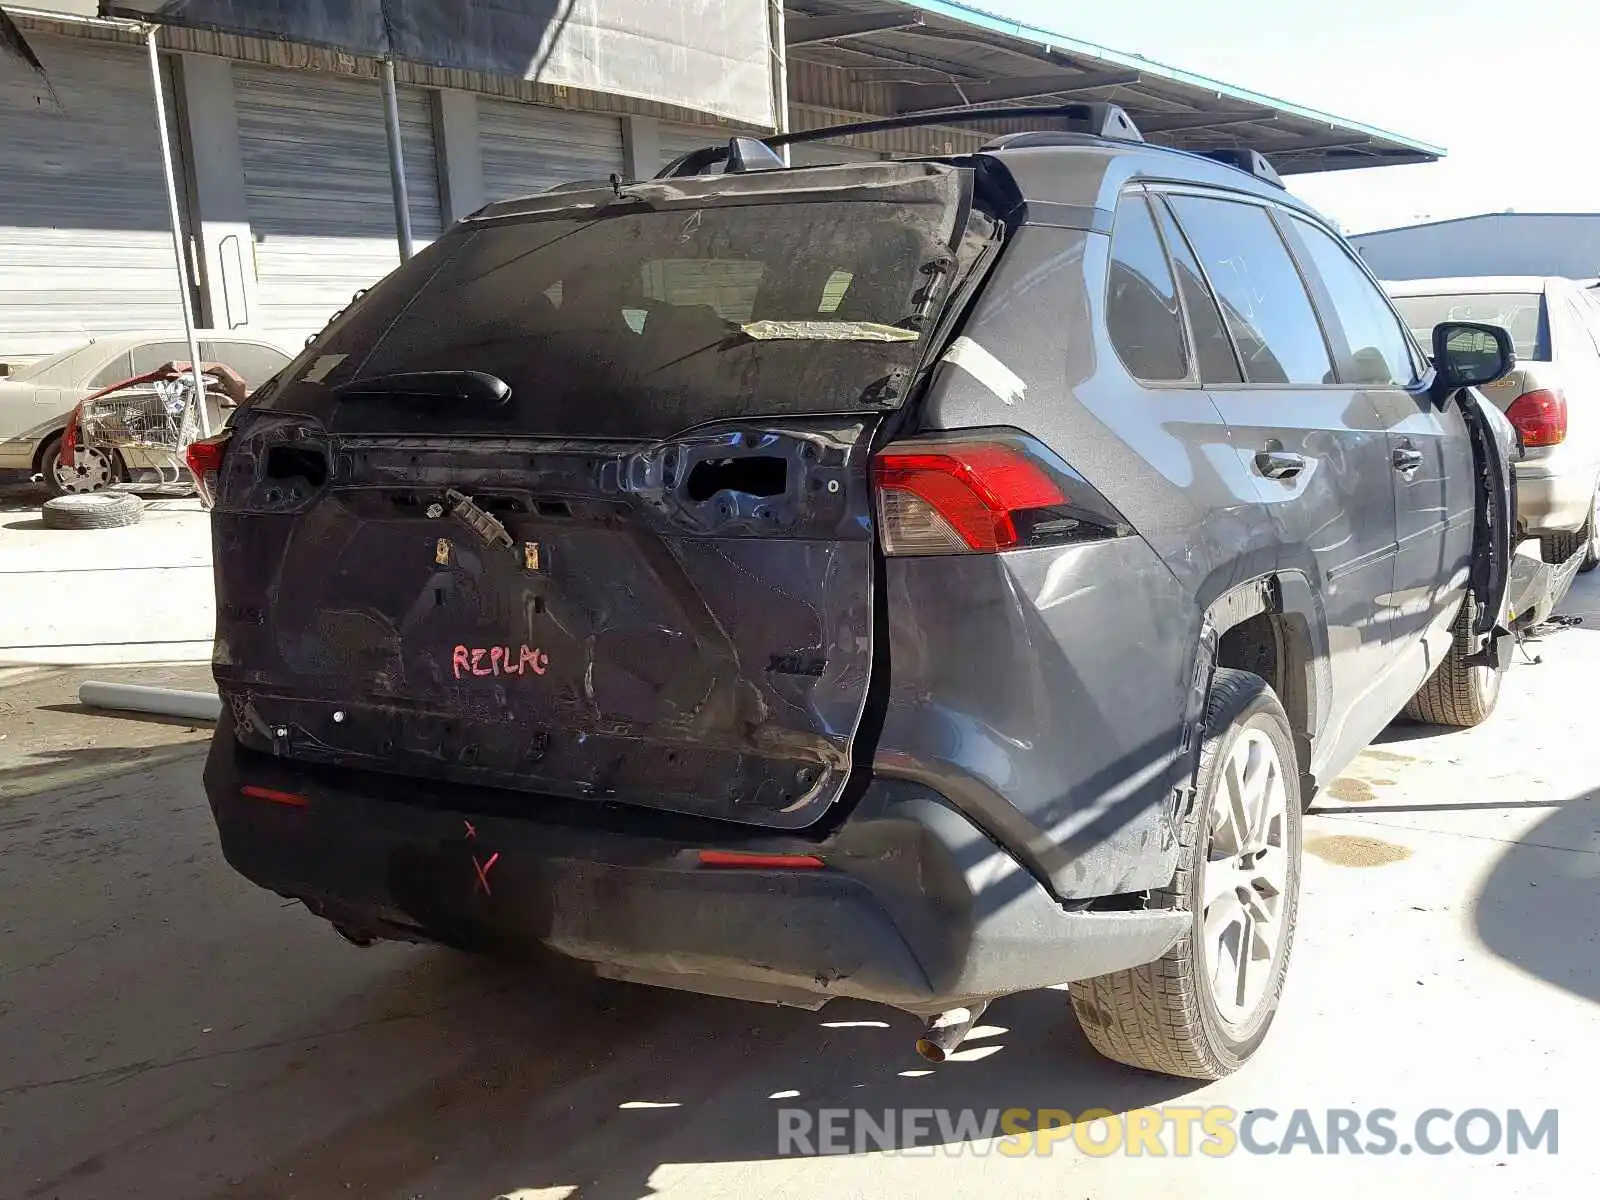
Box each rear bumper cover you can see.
[1514,461,1597,534]
[0,441,38,473]
[204,729,1185,1014]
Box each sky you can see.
[989,0,1598,233]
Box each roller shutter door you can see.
[234,65,442,348]
[659,124,883,173]
[0,35,185,362]
[659,123,730,172]
[479,101,624,202]
[789,141,886,166]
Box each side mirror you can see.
[1431,321,1515,402]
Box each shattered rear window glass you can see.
[263,198,958,440]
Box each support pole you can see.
[380,58,414,261]
[770,0,791,165]
[146,28,209,437]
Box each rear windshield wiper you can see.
[334,370,511,408]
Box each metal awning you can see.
[783,0,1443,175]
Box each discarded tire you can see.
[40,491,143,530]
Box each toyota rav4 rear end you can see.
[199,157,1188,1036]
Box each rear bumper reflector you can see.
[241,784,309,808]
[696,850,825,869]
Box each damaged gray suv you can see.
[195,104,1519,1079]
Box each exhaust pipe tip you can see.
[914,1036,950,1064]
[915,1002,988,1063]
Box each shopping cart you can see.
[62,361,245,496]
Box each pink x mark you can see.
[473,851,500,896]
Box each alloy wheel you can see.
[1198,727,1291,1030]
[51,445,114,494]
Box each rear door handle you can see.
[1254,449,1307,479]
[1393,447,1425,475]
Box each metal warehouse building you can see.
[1350,212,1600,283]
[0,0,1442,364]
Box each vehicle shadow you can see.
[0,482,45,514]
[35,701,209,730]
[1371,720,1449,745]
[0,742,208,801]
[3,749,1207,1200]
[198,961,1200,1200]
[1473,784,1600,1006]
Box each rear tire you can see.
[40,491,143,530]
[1539,530,1582,565]
[1583,482,1600,574]
[1540,480,1598,570]
[1401,601,1504,728]
[1068,669,1302,1080]
[40,434,119,498]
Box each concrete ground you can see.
[1,580,1597,1198]
[0,482,214,667]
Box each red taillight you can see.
[872,442,1066,554]
[61,406,79,466]
[1506,389,1567,448]
[185,432,231,507]
[696,850,825,869]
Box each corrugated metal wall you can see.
[234,64,442,347]
[659,121,885,172]
[14,9,764,132]
[1351,215,1600,282]
[789,140,886,166]
[659,122,732,171]
[0,19,998,365]
[479,101,625,201]
[0,34,186,360]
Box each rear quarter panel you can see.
[876,224,1282,899]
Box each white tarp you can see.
[102,0,776,127]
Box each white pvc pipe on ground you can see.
[79,681,221,723]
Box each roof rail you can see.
[1195,148,1285,188]
[655,102,1144,179]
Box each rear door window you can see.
[1283,216,1418,386]
[129,341,190,375]
[1151,196,1242,385]
[88,352,134,389]
[1105,191,1188,382]
[1166,195,1336,387]
[200,341,291,388]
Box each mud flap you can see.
[1169,618,1220,826]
